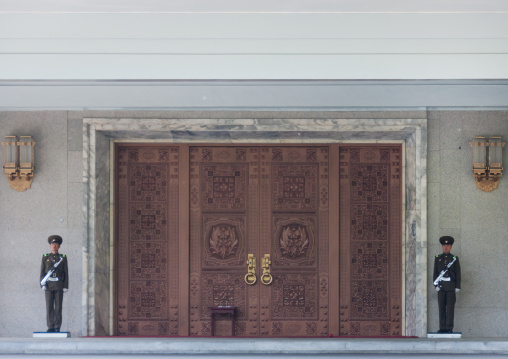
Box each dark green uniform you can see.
[40,252,68,331]
[433,252,461,332]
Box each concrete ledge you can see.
[2,80,508,110]
[1,338,508,355]
[33,332,71,338]
[427,332,462,339]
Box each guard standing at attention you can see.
[433,236,461,333]
[40,235,68,332]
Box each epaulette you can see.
[43,253,49,257]
[60,254,66,258]
[435,254,441,257]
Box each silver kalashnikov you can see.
[40,256,64,289]
[433,256,457,287]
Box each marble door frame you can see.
[83,118,427,337]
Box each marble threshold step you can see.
[1,337,508,356]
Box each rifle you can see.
[40,256,64,289]
[433,256,457,287]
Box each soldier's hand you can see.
[435,286,440,292]
[455,288,460,293]
[41,286,47,291]
[64,288,68,293]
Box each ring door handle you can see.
[245,254,257,285]
[261,254,273,285]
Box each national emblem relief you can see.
[273,217,316,266]
[203,217,245,267]
[209,224,239,259]
[280,224,309,259]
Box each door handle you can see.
[245,254,257,285]
[261,254,273,285]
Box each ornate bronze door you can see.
[189,146,330,337]
[115,145,188,336]
[338,145,402,336]
[114,144,403,337]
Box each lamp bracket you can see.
[473,176,500,192]
[6,175,34,192]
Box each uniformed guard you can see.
[433,236,461,333]
[40,235,68,332]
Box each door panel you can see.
[189,147,260,336]
[338,146,402,336]
[259,147,329,336]
[116,145,182,336]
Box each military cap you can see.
[48,235,63,245]
[439,236,454,245]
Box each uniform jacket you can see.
[40,253,68,291]
[433,253,460,291]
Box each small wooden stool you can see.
[209,306,236,336]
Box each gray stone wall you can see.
[427,111,508,337]
[0,112,84,337]
[1,110,507,338]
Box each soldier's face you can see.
[442,244,452,254]
[50,243,60,253]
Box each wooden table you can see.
[209,306,236,336]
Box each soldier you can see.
[40,235,68,332]
[433,236,461,333]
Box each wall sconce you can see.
[469,136,505,192]
[2,136,35,191]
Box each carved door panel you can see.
[259,147,330,336]
[338,146,402,336]
[115,145,185,336]
[189,147,260,336]
[189,146,330,337]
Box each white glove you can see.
[41,286,47,291]
[64,288,68,293]
[455,288,460,293]
[435,286,440,292]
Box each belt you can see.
[441,277,451,282]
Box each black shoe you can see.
[437,329,446,333]
[47,328,55,332]
[54,328,60,332]
[446,329,453,333]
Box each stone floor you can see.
[1,337,508,356]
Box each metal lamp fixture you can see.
[2,135,35,191]
[469,136,505,192]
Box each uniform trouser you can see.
[45,289,64,329]
[438,290,456,331]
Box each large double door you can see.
[189,146,330,336]
[115,144,402,337]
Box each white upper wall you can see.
[0,0,507,109]
[1,12,507,80]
